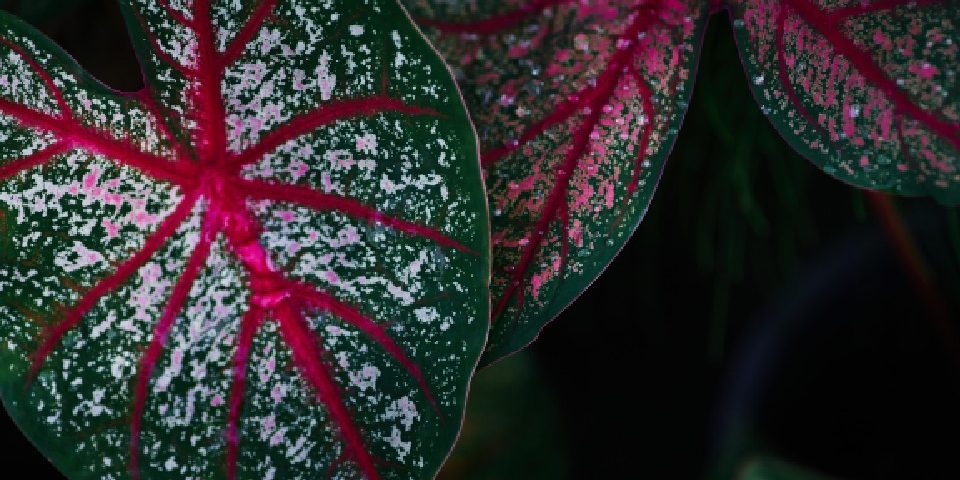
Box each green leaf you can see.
[728,0,960,203]
[402,0,710,365]
[0,1,489,479]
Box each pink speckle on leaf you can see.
[263,415,276,431]
[82,166,100,189]
[130,210,159,228]
[908,62,939,81]
[270,385,283,403]
[530,255,562,301]
[102,219,119,238]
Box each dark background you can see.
[2,2,959,479]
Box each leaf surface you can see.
[0,1,488,479]
[403,0,709,364]
[728,0,960,202]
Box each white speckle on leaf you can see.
[316,51,336,101]
[349,364,380,392]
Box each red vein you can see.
[0,142,68,181]
[492,7,658,320]
[216,190,445,478]
[229,97,440,169]
[220,0,279,68]
[418,0,572,35]
[0,37,71,118]
[828,0,948,20]
[226,305,266,480]
[9,2,463,476]
[144,24,199,78]
[625,64,655,198]
[133,88,194,163]
[233,177,472,253]
[783,0,960,151]
[193,0,228,162]
[157,0,194,29]
[129,5,199,78]
[26,193,200,385]
[273,300,380,480]
[294,283,441,416]
[130,211,214,480]
[775,7,822,133]
[0,98,195,184]
[483,85,597,167]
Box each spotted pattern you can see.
[0,1,488,479]
[729,0,960,202]
[403,0,708,364]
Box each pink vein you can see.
[225,305,266,480]
[233,177,472,253]
[157,0,194,28]
[220,0,279,68]
[26,192,200,385]
[0,98,194,184]
[5,3,466,477]
[775,8,822,134]
[483,84,598,167]
[219,195,441,478]
[0,142,68,181]
[0,37,71,117]
[129,5,198,78]
[783,0,960,151]
[418,0,573,35]
[273,300,380,480]
[228,97,441,169]
[625,64,655,198]
[294,283,441,416]
[193,0,228,162]
[130,211,215,480]
[492,6,658,319]
[133,88,194,163]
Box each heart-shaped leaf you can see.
[0,1,489,479]
[402,0,709,365]
[728,0,959,202]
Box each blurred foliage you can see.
[645,14,833,360]
[737,457,837,480]
[436,352,568,480]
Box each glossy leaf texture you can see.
[403,0,709,365]
[728,0,960,202]
[0,1,489,479]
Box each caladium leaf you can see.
[0,1,489,479]
[728,0,960,202]
[402,0,709,365]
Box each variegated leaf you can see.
[0,1,488,479]
[402,0,709,365]
[727,0,960,202]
